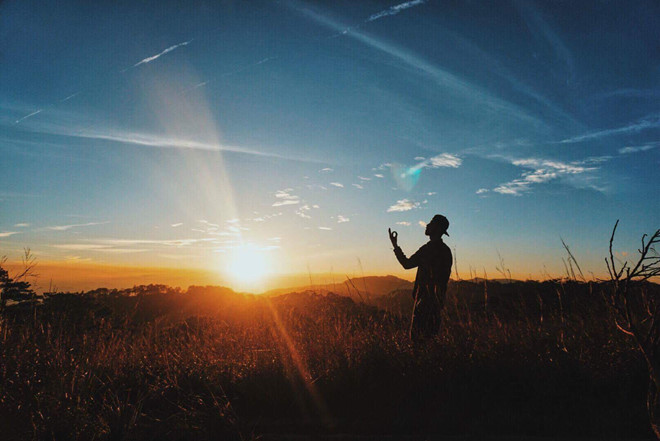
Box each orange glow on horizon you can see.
[1,258,620,296]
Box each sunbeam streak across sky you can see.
[0,0,658,290]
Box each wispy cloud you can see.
[560,114,660,144]
[492,157,599,196]
[20,121,323,163]
[367,0,425,22]
[64,255,92,262]
[593,88,660,100]
[400,153,462,171]
[352,183,364,189]
[171,223,183,227]
[319,167,333,172]
[318,226,332,230]
[295,204,312,219]
[387,199,422,212]
[515,0,574,82]
[428,153,462,168]
[292,4,543,127]
[273,189,300,206]
[131,39,193,69]
[47,221,109,231]
[14,223,30,228]
[396,221,411,226]
[91,238,216,247]
[337,215,350,223]
[395,153,462,190]
[373,163,392,171]
[53,244,146,253]
[53,238,219,254]
[54,244,110,250]
[329,182,344,188]
[0,232,19,238]
[619,142,659,154]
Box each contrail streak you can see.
[61,92,81,102]
[122,39,193,72]
[14,109,42,124]
[367,0,425,22]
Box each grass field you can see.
[1,278,657,440]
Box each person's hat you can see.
[430,214,449,236]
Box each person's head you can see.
[425,214,449,238]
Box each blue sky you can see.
[1,0,658,288]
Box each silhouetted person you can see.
[389,214,452,340]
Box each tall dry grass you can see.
[0,280,655,440]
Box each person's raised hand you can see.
[388,228,398,248]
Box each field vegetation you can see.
[2,271,658,440]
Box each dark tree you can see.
[0,249,37,313]
[605,220,660,438]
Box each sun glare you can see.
[226,244,270,290]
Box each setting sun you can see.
[226,244,270,288]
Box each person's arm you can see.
[389,228,422,269]
[394,246,422,269]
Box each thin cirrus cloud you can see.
[10,109,325,163]
[329,182,344,188]
[21,124,322,163]
[560,114,660,144]
[47,221,109,231]
[514,0,574,81]
[53,244,147,253]
[291,3,543,127]
[52,237,217,254]
[0,231,19,238]
[53,244,112,250]
[92,238,216,247]
[619,142,658,154]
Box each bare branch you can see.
[609,220,620,280]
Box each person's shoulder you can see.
[433,239,452,255]
[416,242,432,253]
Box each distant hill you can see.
[465,277,522,284]
[263,275,413,300]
